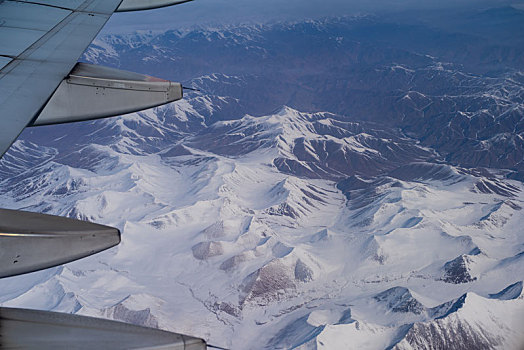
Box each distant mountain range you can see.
[0,12,523,349]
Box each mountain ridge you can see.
[0,15,522,349]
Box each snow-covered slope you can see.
[1,101,523,349]
[1,16,523,350]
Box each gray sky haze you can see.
[103,0,524,34]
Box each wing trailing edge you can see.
[0,208,120,278]
[32,63,182,126]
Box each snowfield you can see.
[1,17,524,349]
[0,103,523,349]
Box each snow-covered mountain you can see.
[1,14,523,350]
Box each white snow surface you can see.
[0,102,523,349]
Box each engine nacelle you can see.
[33,63,182,126]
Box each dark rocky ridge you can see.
[80,13,524,177]
[441,255,477,284]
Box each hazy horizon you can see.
[102,0,524,34]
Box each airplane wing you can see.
[0,0,187,277]
[0,0,186,156]
[0,307,205,350]
[0,1,206,349]
[0,0,120,157]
